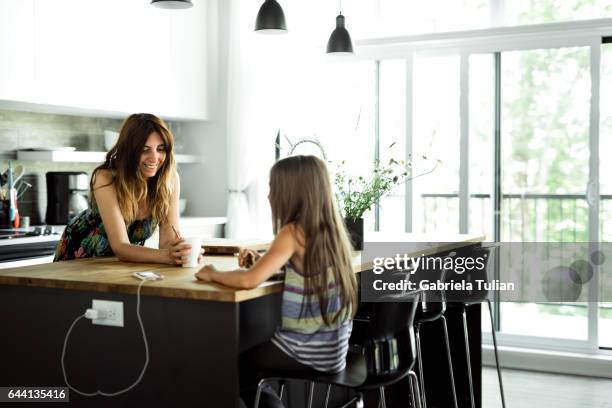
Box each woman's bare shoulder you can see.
[92,169,114,189]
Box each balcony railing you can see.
[419,193,612,241]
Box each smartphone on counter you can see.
[133,271,164,281]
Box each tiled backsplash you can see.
[0,109,182,225]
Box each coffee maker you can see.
[45,172,89,224]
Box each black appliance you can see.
[45,172,89,225]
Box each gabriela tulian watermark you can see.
[372,279,514,292]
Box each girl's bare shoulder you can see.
[279,223,305,253]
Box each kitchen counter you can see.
[0,233,484,407]
[0,256,278,302]
[0,233,483,302]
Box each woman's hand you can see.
[167,237,204,265]
[167,237,190,265]
[238,249,261,268]
[195,264,217,282]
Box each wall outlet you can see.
[91,300,124,327]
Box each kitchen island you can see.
[0,233,484,407]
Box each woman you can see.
[54,113,201,264]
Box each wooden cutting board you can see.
[201,238,270,255]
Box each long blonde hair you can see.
[269,155,357,325]
[91,113,176,225]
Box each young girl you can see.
[195,155,358,404]
[54,113,202,265]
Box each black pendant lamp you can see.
[255,0,287,33]
[151,0,193,9]
[326,13,354,54]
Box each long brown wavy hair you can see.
[91,113,176,225]
[269,155,357,325]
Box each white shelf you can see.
[174,154,201,164]
[16,150,200,164]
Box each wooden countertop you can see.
[0,233,484,303]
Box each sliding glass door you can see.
[468,54,495,241]
[370,30,611,351]
[374,38,607,351]
[599,42,612,349]
[497,45,592,342]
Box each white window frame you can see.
[347,18,612,360]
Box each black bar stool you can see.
[253,291,423,408]
[445,245,506,408]
[410,262,460,408]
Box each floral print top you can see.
[53,207,156,261]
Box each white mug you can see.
[182,236,202,268]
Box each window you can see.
[265,1,612,355]
[347,21,612,353]
[499,46,591,341]
[278,60,377,230]
[412,53,461,234]
[502,0,612,27]
[599,42,612,348]
[366,0,612,39]
[469,54,495,240]
[379,59,408,232]
[377,0,490,37]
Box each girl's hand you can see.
[238,249,261,268]
[167,237,192,265]
[197,246,205,264]
[195,264,217,282]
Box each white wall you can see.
[179,121,228,216]
[178,0,229,218]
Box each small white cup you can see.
[182,236,202,268]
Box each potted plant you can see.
[334,158,408,250]
[281,133,440,249]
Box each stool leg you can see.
[409,371,423,408]
[408,375,416,408]
[486,299,506,408]
[441,315,459,408]
[415,324,427,408]
[356,394,364,408]
[278,381,285,401]
[378,387,387,408]
[336,394,362,408]
[460,308,476,408]
[324,384,332,408]
[307,381,315,408]
[253,378,267,408]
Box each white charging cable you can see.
[61,278,150,397]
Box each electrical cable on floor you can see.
[61,279,149,397]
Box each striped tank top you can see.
[272,262,352,373]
